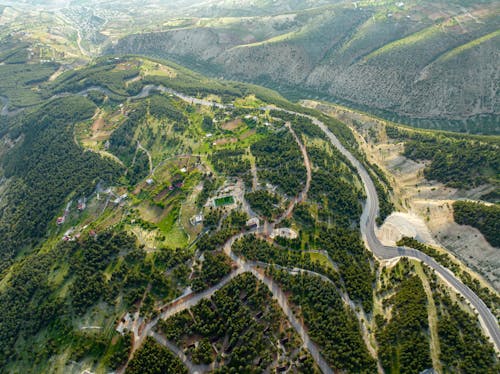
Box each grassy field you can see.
[214,195,235,207]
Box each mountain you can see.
[0,52,498,373]
[0,2,499,373]
[106,0,500,133]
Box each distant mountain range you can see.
[105,0,500,133]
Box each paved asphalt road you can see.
[313,119,500,353]
[26,83,498,354]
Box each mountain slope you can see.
[108,1,500,133]
[0,54,498,373]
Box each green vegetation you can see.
[398,237,500,315]
[233,235,339,285]
[453,201,499,247]
[366,163,394,224]
[196,210,248,252]
[190,251,232,292]
[49,58,140,97]
[270,268,377,373]
[251,132,306,196]
[213,195,235,207]
[0,63,59,107]
[317,226,375,313]
[211,148,250,178]
[107,1,500,134]
[157,273,316,372]
[245,190,282,219]
[1,48,496,373]
[0,230,192,371]
[425,268,500,373]
[308,146,363,227]
[0,96,121,270]
[386,125,499,189]
[126,337,187,374]
[376,275,432,374]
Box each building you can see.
[270,228,298,240]
[246,217,260,229]
[77,198,86,211]
[190,214,204,226]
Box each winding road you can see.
[120,114,334,374]
[309,116,500,353]
[3,81,498,365]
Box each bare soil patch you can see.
[221,118,243,131]
[214,137,238,146]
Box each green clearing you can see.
[214,195,235,207]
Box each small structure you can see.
[146,178,154,185]
[246,217,260,229]
[77,198,86,211]
[116,313,132,335]
[113,193,128,204]
[180,167,187,173]
[56,216,65,225]
[190,214,204,226]
[89,230,97,240]
[270,228,298,240]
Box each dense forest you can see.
[0,53,498,373]
[0,230,193,371]
[157,273,316,372]
[0,96,121,270]
[270,268,377,373]
[425,267,500,373]
[232,235,340,287]
[126,337,187,374]
[250,132,306,197]
[452,201,499,247]
[376,273,432,374]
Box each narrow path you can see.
[137,141,153,175]
[130,267,246,357]
[15,82,497,359]
[247,150,259,192]
[275,122,312,225]
[415,262,443,373]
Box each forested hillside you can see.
[0,55,497,373]
[453,201,500,247]
[107,0,500,134]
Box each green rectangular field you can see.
[214,195,235,207]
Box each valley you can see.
[0,1,498,373]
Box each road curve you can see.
[8,81,496,353]
[128,84,500,353]
[311,117,500,353]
